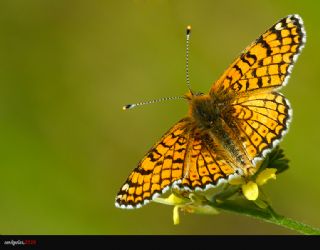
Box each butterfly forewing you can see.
[210,15,306,96]
[115,118,191,208]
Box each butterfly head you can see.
[184,90,204,100]
[187,92,222,130]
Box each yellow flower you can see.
[153,168,278,224]
[242,181,259,200]
[228,176,245,185]
[154,192,219,225]
[256,168,277,186]
[154,193,189,225]
[173,206,180,225]
[153,193,188,206]
[241,168,278,201]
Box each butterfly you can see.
[115,14,306,209]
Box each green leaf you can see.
[254,146,290,178]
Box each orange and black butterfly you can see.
[115,14,306,209]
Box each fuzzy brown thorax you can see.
[186,92,255,176]
[188,93,225,129]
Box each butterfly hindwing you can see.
[174,131,238,191]
[225,92,291,164]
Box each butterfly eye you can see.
[195,92,204,96]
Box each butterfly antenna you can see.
[186,25,193,95]
[123,96,185,110]
[123,26,193,111]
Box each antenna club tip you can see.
[186,25,192,34]
[123,104,133,110]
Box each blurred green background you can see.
[0,0,319,235]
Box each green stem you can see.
[212,200,320,235]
